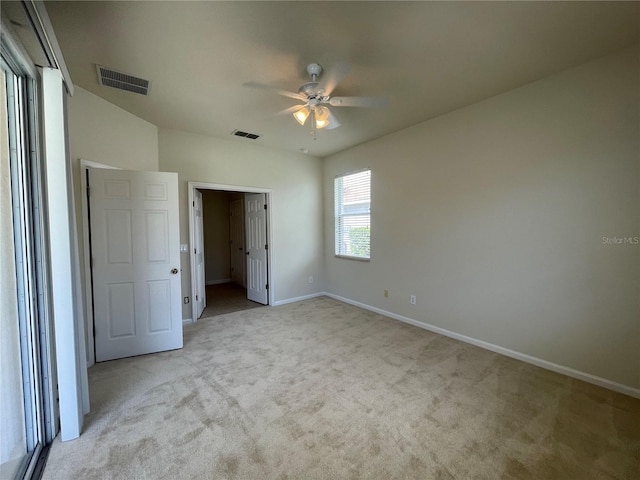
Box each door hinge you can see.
[195,295,198,301]
[265,244,268,250]
[194,248,197,254]
[264,204,267,210]
[265,284,269,290]
[86,186,90,197]
[192,201,195,207]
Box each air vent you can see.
[231,130,260,140]
[96,65,151,95]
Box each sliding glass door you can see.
[1,42,56,480]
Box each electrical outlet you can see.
[183,297,190,304]
[384,289,389,298]
[410,295,416,305]
[308,276,314,284]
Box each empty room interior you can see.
[1,1,638,479]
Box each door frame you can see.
[188,181,273,324]
[80,159,119,367]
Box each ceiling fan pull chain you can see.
[311,113,317,140]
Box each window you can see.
[334,169,371,260]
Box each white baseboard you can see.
[272,292,325,306]
[206,278,232,286]
[324,292,640,399]
[183,317,194,326]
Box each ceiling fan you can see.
[244,62,387,135]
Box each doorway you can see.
[188,182,273,324]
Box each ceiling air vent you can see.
[96,65,151,95]
[232,130,260,140]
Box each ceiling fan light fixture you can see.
[293,106,310,125]
[315,106,330,129]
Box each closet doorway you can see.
[188,182,272,324]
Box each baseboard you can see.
[272,292,325,306]
[183,317,194,326]
[205,278,232,286]
[324,292,640,399]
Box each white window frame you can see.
[334,168,371,261]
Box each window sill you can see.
[335,255,370,262]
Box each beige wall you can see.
[323,47,640,389]
[66,86,160,362]
[158,129,324,318]
[68,87,159,172]
[201,190,232,283]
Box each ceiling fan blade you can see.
[275,104,307,116]
[329,96,388,108]
[318,62,351,97]
[243,81,305,101]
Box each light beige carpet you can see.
[42,297,639,479]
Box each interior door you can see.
[89,168,182,362]
[245,193,268,304]
[193,189,206,318]
[229,199,245,287]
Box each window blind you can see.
[335,169,371,259]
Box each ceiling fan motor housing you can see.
[306,63,322,79]
[298,82,321,97]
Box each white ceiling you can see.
[36,1,640,157]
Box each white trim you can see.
[272,292,325,307]
[183,317,193,326]
[206,278,232,286]
[23,1,74,94]
[0,19,38,78]
[42,68,87,441]
[79,159,119,368]
[188,182,274,324]
[324,293,640,399]
[189,181,271,194]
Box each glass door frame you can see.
[2,25,57,480]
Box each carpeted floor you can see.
[42,297,639,479]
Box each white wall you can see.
[158,130,324,318]
[323,47,640,390]
[202,190,231,283]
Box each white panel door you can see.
[229,199,245,287]
[245,193,268,304]
[193,189,206,318]
[89,169,182,362]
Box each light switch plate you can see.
[180,244,188,253]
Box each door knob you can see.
[171,268,179,274]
